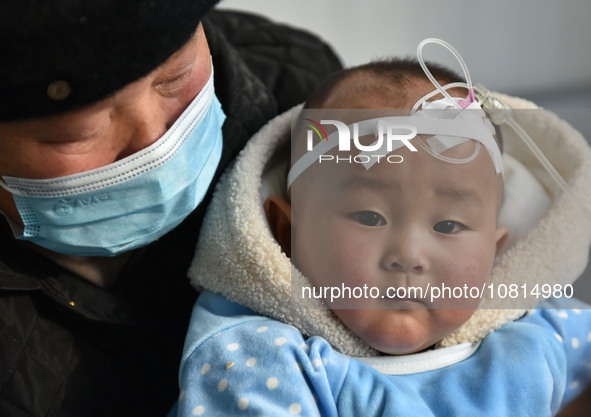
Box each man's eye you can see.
[155,70,192,94]
[351,211,386,227]
[164,71,190,86]
[433,221,464,234]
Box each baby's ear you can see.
[263,195,292,257]
[495,226,510,256]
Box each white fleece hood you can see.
[189,93,591,357]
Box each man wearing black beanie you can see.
[0,1,342,416]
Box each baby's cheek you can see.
[443,252,492,287]
[433,308,477,338]
[435,256,491,309]
[322,245,376,309]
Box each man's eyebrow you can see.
[435,186,483,206]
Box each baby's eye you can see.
[433,220,465,234]
[351,211,386,227]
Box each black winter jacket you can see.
[0,10,341,417]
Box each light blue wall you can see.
[220,0,591,97]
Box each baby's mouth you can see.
[382,287,430,308]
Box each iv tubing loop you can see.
[411,82,469,112]
[417,38,474,107]
[506,116,591,221]
[474,83,591,222]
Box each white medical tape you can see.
[287,110,502,188]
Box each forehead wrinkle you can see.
[435,185,483,207]
[336,172,399,194]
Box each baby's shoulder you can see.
[185,291,350,372]
[492,298,591,365]
[178,294,351,416]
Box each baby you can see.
[266,58,509,355]
[172,49,591,416]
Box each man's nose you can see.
[115,96,172,160]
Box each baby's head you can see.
[265,59,508,355]
[303,58,474,109]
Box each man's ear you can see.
[263,195,292,257]
[495,226,510,256]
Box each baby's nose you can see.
[383,231,430,274]
[388,261,425,273]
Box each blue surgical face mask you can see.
[0,66,225,256]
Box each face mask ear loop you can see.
[0,178,26,197]
[417,38,474,108]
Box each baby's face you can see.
[290,140,507,354]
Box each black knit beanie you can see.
[0,0,220,122]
